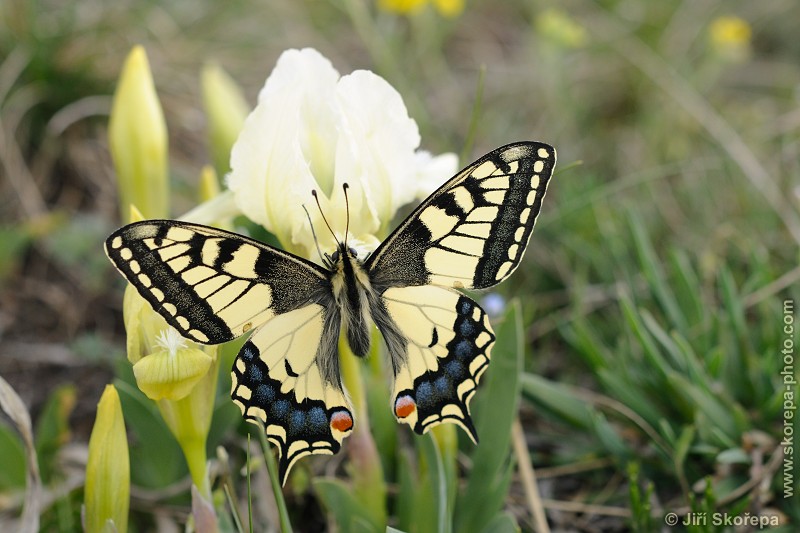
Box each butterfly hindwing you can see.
[367,141,555,291]
[375,285,494,441]
[231,303,354,485]
[105,220,329,344]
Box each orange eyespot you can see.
[330,410,353,433]
[394,395,416,419]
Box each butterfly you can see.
[105,141,556,484]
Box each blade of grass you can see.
[0,374,41,533]
[254,425,293,533]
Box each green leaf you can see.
[479,511,520,533]
[520,372,594,429]
[0,422,26,489]
[419,434,452,533]
[395,447,436,533]
[314,478,380,533]
[34,384,75,483]
[114,378,185,488]
[455,300,524,533]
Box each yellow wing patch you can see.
[230,303,353,485]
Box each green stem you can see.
[157,347,220,499]
[339,335,387,528]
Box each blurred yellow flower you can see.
[709,15,752,62]
[85,385,129,533]
[536,8,588,49]
[108,46,169,222]
[378,0,463,18]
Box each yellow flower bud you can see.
[201,62,250,176]
[132,329,213,401]
[109,46,169,221]
[197,165,221,203]
[85,385,130,533]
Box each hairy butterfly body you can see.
[105,141,556,484]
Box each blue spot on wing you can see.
[455,339,474,359]
[416,381,433,409]
[254,383,275,403]
[459,319,476,337]
[309,407,327,431]
[247,364,263,383]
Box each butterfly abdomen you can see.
[331,245,374,357]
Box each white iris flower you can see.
[227,47,457,258]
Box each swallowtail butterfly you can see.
[105,141,556,484]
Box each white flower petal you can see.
[413,150,459,200]
[228,48,456,259]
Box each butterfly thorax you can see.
[328,243,374,358]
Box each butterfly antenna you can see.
[343,183,351,246]
[302,204,327,264]
[311,190,340,246]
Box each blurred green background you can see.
[0,0,798,531]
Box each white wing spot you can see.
[176,316,190,330]
[151,287,165,301]
[508,244,519,260]
[120,247,133,260]
[519,208,531,224]
[138,273,152,287]
[526,190,537,204]
[514,227,525,242]
[496,261,512,280]
[533,160,544,173]
[110,236,123,249]
[537,148,549,158]
[530,175,540,189]
[162,303,177,316]
[129,260,141,274]
[190,329,209,343]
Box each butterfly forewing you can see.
[366,142,556,291]
[105,220,329,343]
